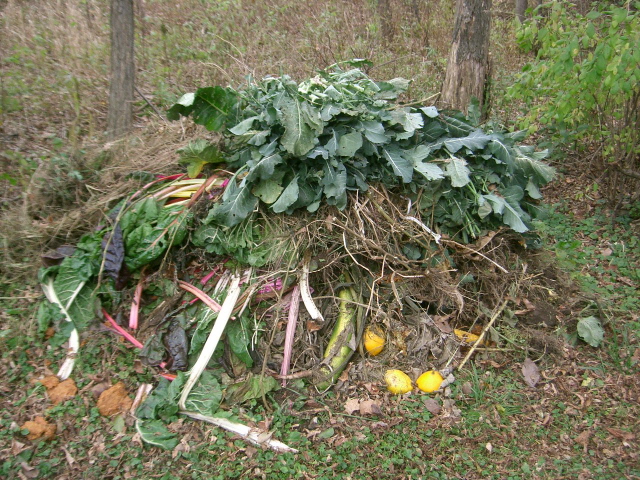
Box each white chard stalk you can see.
[300,256,323,321]
[178,274,242,410]
[181,411,298,453]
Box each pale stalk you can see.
[178,274,241,410]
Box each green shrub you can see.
[508,0,639,192]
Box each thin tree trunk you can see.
[440,0,492,114]
[378,0,394,45]
[515,0,527,23]
[107,0,135,140]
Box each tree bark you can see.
[377,0,394,45]
[515,0,527,23]
[107,0,135,140]
[440,0,492,114]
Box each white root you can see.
[181,411,299,454]
[178,274,242,411]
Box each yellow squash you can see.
[363,326,385,356]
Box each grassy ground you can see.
[1,0,639,478]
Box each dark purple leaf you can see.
[101,225,125,282]
[41,245,77,266]
[165,321,189,371]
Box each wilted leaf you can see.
[41,245,76,267]
[423,398,441,415]
[135,419,179,450]
[318,427,335,439]
[359,400,381,416]
[101,224,124,282]
[225,374,279,405]
[577,316,604,347]
[521,357,540,388]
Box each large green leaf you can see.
[577,316,604,347]
[252,179,283,204]
[514,147,555,184]
[178,140,224,178]
[208,178,258,227]
[443,129,492,153]
[135,419,179,450]
[382,146,413,183]
[168,86,238,132]
[322,161,348,208]
[501,186,528,232]
[245,154,283,182]
[279,96,318,156]
[337,131,363,157]
[271,176,300,213]
[444,157,471,187]
[361,121,389,144]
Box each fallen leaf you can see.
[461,381,473,396]
[61,446,75,466]
[522,358,540,388]
[423,398,441,415]
[605,427,635,442]
[11,439,27,455]
[306,319,323,332]
[574,430,591,451]
[359,400,381,416]
[433,315,453,333]
[318,427,334,439]
[20,462,39,479]
[344,398,360,415]
[21,417,56,441]
[600,247,613,257]
[97,382,133,417]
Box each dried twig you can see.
[457,298,510,371]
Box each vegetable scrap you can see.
[37,62,557,452]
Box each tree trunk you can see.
[440,0,492,114]
[107,0,135,140]
[515,0,527,22]
[377,0,394,45]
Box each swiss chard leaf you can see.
[167,86,238,132]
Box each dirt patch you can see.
[21,416,56,441]
[96,382,133,417]
[40,377,77,405]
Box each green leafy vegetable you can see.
[168,64,555,241]
[577,316,604,347]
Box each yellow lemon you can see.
[363,326,385,356]
[454,329,481,345]
[416,370,444,393]
[384,369,412,394]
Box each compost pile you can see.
[37,63,556,451]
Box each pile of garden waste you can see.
[37,62,556,451]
